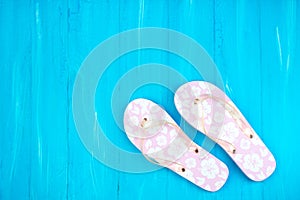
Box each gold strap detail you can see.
[194,94,254,154]
[138,119,207,172]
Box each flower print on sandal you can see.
[123,98,229,192]
[174,81,276,181]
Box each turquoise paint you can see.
[0,0,299,199]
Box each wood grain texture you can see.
[0,0,299,199]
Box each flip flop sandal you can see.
[174,81,276,181]
[123,98,229,192]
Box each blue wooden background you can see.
[1,0,300,199]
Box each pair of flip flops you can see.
[123,81,276,192]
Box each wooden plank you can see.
[0,0,299,199]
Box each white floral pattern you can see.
[147,147,161,154]
[191,85,202,97]
[221,122,239,142]
[192,100,212,119]
[201,100,212,115]
[183,169,195,182]
[196,177,205,186]
[129,116,139,126]
[240,138,251,150]
[185,158,197,168]
[174,81,276,181]
[167,137,189,157]
[243,154,264,173]
[144,140,152,149]
[124,98,229,192]
[156,135,167,146]
[213,111,226,123]
[200,158,220,179]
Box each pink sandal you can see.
[123,98,229,191]
[174,81,276,181]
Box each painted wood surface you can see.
[0,0,299,199]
